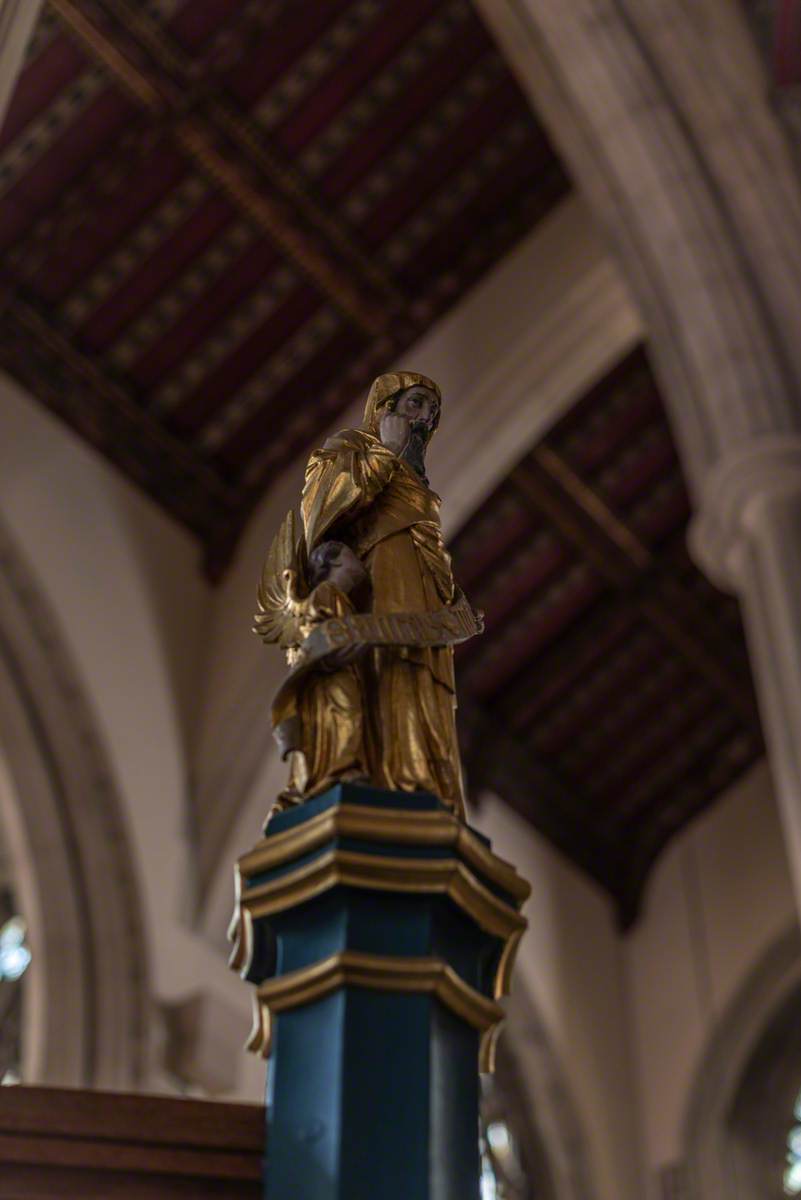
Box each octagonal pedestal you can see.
[229,782,529,1200]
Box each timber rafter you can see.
[450,433,764,928]
[510,450,762,736]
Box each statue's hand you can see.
[379,410,411,456]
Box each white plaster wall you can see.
[624,759,796,1173]
[0,373,264,1095]
[473,793,647,1200]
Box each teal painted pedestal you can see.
[228,782,529,1200]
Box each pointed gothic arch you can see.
[0,516,148,1087]
[683,923,801,1197]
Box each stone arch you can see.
[476,0,801,499]
[499,974,599,1200]
[0,516,148,1088]
[683,922,801,1198]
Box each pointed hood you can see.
[362,371,442,437]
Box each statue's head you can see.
[363,372,441,481]
[363,372,441,439]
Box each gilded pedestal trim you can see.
[239,847,526,945]
[246,950,504,1071]
[239,802,530,903]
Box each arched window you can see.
[480,1073,533,1199]
[0,888,30,1085]
[0,916,31,983]
[684,928,801,1199]
[0,519,148,1088]
[784,1088,801,1194]
[481,1114,528,1198]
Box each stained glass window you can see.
[479,1080,529,1200]
[0,908,28,1084]
[784,1088,801,1194]
[0,917,30,982]
[481,1118,520,1199]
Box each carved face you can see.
[389,385,440,479]
[362,372,441,436]
[391,385,440,432]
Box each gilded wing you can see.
[253,510,307,648]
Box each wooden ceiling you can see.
[451,349,763,925]
[744,1,801,85]
[0,0,567,573]
[0,4,763,919]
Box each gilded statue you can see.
[254,372,482,821]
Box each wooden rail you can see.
[0,1085,263,1197]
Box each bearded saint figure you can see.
[255,371,482,821]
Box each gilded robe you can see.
[285,580,369,802]
[300,374,464,817]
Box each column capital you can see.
[689,435,801,589]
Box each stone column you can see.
[475,0,801,912]
[691,439,801,912]
[0,1,43,120]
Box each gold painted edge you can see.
[480,1021,503,1074]
[256,949,502,1028]
[238,803,530,904]
[239,847,526,941]
[246,991,272,1059]
[245,951,507,1071]
[227,869,255,978]
[495,927,526,1000]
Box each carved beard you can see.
[401,422,430,483]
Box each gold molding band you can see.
[239,847,526,951]
[239,802,530,904]
[246,950,504,1072]
[229,853,524,1001]
[230,805,531,1070]
[227,867,253,978]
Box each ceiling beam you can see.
[510,449,762,736]
[457,696,620,899]
[497,589,634,727]
[48,0,395,335]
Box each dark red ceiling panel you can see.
[80,192,237,349]
[450,348,763,923]
[273,0,441,153]
[224,0,357,108]
[127,237,281,389]
[8,137,187,291]
[0,36,86,148]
